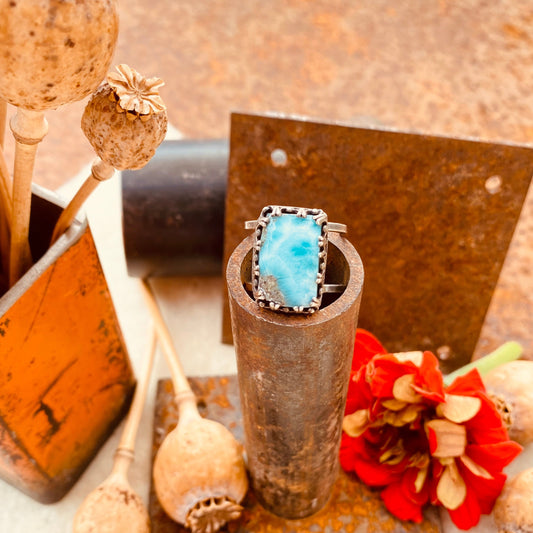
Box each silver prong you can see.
[272,206,282,217]
[296,208,307,218]
[314,213,327,226]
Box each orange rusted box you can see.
[0,186,135,503]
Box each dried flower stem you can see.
[50,159,115,245]
[0,143,11,282]
[9,108,48,286]
[139,279,198,421]
[443,341,523,386]
[115,327,157,471]
[0,99,6,149]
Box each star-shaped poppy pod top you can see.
[107,64,166,121]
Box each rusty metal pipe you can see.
[226,232,364,519]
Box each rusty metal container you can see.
[0,185,135,503]
[226,231,363,519]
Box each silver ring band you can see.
[245,219,347,233]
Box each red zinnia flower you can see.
[340,329,522,529]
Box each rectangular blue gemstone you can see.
[257,213,321,308]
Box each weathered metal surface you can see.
[150,376,441,533]
[122,139,228,278]
[222,113,532,372]
[227,233,363,518]
[0,186,135,503]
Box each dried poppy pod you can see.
[141,281,248,533]
[494,468,533,533]
[0,0,118,110]
[81,64,168,171]
[483,360,533,445]
[153,409,248,533]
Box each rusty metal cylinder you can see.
[226,232,364,519]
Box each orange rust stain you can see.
[211,394,233,409]
[502,23,531,43]
[0,227,134,501]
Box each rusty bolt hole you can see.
[271,148,288,167]
[485,175,502,194]
[240,243,348,311]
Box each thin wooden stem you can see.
[50,159,115,245]
[117,327,157,454]
[140,279,198,422]
[0,99,6,149]
[0,142,12,280]
[9,108,48,286]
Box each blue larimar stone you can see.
[258,214,321,308]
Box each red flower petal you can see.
[352,328,387,371]
[458,462,507,515]
[353,453,402,487]
[368,356,418,398]
[447,485,482,530]
[381,480,425,523]
[412,351,445,402]
[446,368,485,395]
[466,441,522,474]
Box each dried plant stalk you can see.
[50,159,114,245]
[9,108,47,286]
[0,143,11,281]
[0,99,6,149]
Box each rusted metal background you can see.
[222,113,532,372]
[227,233,363,519]
[150,376,441,533]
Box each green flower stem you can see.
[443,341,523,387]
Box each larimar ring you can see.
[244,206,347,313]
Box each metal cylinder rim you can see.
[226,232,364,328]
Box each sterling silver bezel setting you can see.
[248,205,329,314]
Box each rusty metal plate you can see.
[150,376,441,533]
[222,113,532,371]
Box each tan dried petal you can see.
[380,440,406,465]
[343,409,369,437]
[414,465,429,493]
[394,351,424,367]
[426,419,467,458]
[107,64,166,117]
[393,373,422,403]
[437,394,482,423]
[437,461,467,510]
[409,452,430,470]
[381,398,407,411]
[460,454,493,479]
[382,404,424,427]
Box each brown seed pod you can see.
[494,468,533,533]
[0,0,118,110]
[483,361,533,445]
[73,470,150,533]
[81,64,168,170]
[153,414,248,532]
[141,280,248,533]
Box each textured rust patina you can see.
[226,233,363,519]
[150,376,441,533]
[222,113,532,372]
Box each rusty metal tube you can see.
[226,232,364,519]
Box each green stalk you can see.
[443,341,523,386]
